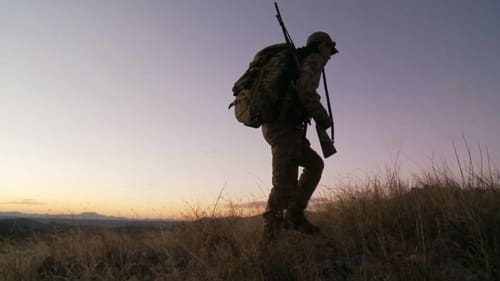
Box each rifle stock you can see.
[316,125,337,158]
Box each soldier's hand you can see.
[317,117,332,130]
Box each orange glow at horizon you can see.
[0,197,188,220]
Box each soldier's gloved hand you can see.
[316,117,332,130]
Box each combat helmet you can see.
[307,31,339,55]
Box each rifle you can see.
[318,69,337,157]
[274,2,337,158]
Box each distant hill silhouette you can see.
[0,211,128,221]
[0,212,180,239]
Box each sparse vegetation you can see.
[1,163,499,281]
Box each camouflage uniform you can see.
[263,51,330,208]
[262,51,332,238]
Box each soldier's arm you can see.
[295,53,331,126]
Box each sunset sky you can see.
[1,0,499,219]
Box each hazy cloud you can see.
[1,199,47,206]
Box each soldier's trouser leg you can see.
[267,141,300,211]
[262,144,296,241]
[282,140,323,235]
[262,123,301,212]
[293,145,324,210]
[262,123,301,241]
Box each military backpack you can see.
[229,44,298,128]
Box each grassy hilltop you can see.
[1,167,499,281]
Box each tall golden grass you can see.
[1,162,499,281]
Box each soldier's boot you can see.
[262,210,284,242]
[283,209,320,235]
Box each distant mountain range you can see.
[0,211,129,221]
[0,212,180,239]
[0,211,178,227]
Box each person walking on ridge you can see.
[262,31,338,241]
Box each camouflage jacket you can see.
[294,53,330,125]
[277,53,330,125]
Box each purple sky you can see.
[1,0,499,218]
